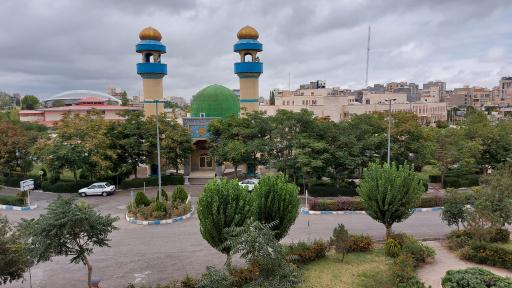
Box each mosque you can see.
[136,25,263,178]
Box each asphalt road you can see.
[0,186,452,288]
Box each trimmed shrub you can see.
[346,234,373,252]
[284,240,329,265]
[384,239,401,258]
[253,174,300,241]
[308,197,364,211]
[462,242,512,270]
[489,228,510,243]
[42,180,96,193]
[172,185,188,205]
[443,174,480,188]
[401,239,436,266]
[155,189,169,202]
[134,191,150,207]
[153,200,167,213]
[442,267,512,288]
[417,195,444,208]
[308,181,358,197]
[0,194,25,206]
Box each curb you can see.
[0,204,38,211]
[126,206,194,225]
[301,206,443,215]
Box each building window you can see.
[199,153,213,168]
[200,113,205,118]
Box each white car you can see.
[79,182,116,197]
[239,179,259,192]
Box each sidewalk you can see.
[417,241,512,288]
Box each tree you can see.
[330,223,350,261]
[477,163,512,228]
[441,189,471,230]
[0,216,31,285]
[269,90,275,105]
[253,174,300,241]
[357,162,424,238]
[120,91,129,106]
[107,111,147,178]
[146,115,192,173]
[197,178,253,267]
[0,121,33,175]
[21,95,40,110]
[19,197,118,288]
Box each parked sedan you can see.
[239,179,259,192]
[78,182,116,197]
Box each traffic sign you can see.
[20,179,35,191]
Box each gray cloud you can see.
[0,0,510,99]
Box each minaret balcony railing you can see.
[234,62,263,74]
[137,63,167,75]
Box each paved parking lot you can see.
[0,185,451,288]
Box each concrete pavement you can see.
[0,186,452,288]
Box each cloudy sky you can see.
[0,0,511,100]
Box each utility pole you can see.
[386,98,396,165]
[365,25,371,88]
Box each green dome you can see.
[191,84,240,118]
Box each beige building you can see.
[446,86,493,108]
[260,84,447,124]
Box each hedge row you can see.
[461,242,512,270]
[0,175,41,189]
[307,181,358,197]
[443,174,480,188]
[308,195,444,211]
[41,180,96,193]
[0,194,25,206]
[119,175,184,189]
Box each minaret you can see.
[136,27,167,118]
[234,25,263,114]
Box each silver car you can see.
[78,182,116,197]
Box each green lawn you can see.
[299,249,394,288]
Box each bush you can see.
[308,197,364,211]
[443,175,480,188]
[0,194,25,206]
[441,267,512,288]
[119,175,184,189]
[284,240,328,265]
[429,175,442,183]
[42,180,96,193]
[384,239,401,258]
[401,239,436,266]
[461,242,512,270]
[446,230,473,251]
[253,174,300,241]
[153,200,167,213]
[229,264,260,287]
[308,181,358,197]
[134,191,150,207]
[392,254,417,285]
[172,186,188,205]
[489,228,510,243]
[417,195,444,208]
[330,223,350,259]
[156,189,169,202]
[346,234,373,252]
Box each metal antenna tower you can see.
[365,25,371,87]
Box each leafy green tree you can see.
[146,115,192,173]
[0,121,33,175]
[441,189,471,230]
[108,111,147,178]
[197,178,253,266]
[120,91,129,106]
[253,174,300,241]
[357,162,424,238]
[477,163,512,228]
[19,197,118,288]
[0,216,31,285]
[21,95,40,110]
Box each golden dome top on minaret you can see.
[139,27,162,41]
[237,25,259,40]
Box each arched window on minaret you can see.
[244,53,253,62]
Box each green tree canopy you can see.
[357,162,425,237]
[21,95,40,110]
[0,216,31,285]
[19,197,118,288]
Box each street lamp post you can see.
[155,101,163,202]
[385,98,396,166]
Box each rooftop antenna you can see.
[365,25,371,88]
